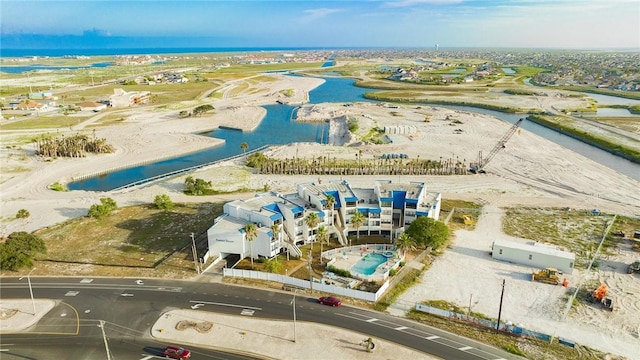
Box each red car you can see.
[318,296,342,307]
[163,345,191,359]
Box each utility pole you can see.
[191,233,200,274]
[467,293,473,320]
[496,279,505,333]
[98,320,112,360]
[290,291,297,343]
[19,268,36,315]
[308,249,313,294]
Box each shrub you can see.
[389,268,397,276]
[50,182,65,191]
[16,209,30,219]
[0,232,46,271]
[184,176,212,195]
[347,118,359,133]
[327,265,351,278]
[154,194,174,210]
[88,197,118,218]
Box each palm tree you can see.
[350,211,366,246]
[316,225,329,265]
[395,232,417,258]
[305,212,320,249]
[270,222,281,255]
[325,194,336,226]
[243,223,258,269]
[240,142,249,154]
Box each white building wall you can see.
[492,241,575,274]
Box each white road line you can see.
[189,300,262,311]
[395,326,408,330]
[459,346,473,351]
[366,318,378,322]
[425,335,439,340]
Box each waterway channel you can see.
[68,76,640,191]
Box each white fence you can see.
[223,268,390,302]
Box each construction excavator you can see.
[469,118,524,174]
[587,283,614,311]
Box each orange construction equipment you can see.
[587,283,614,311]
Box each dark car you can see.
[318,296,342,307]
[163,345,191,359]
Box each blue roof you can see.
[270,213,283,221]
[368,208,381,214]
[324,191,342,209]
[292,206,304,214]
[393,190,406,208]
[344,196,358,202]
[416,211,430,217]
[405,198,418,204]
[317,211,325,217]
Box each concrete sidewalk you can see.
[1,299,438,359]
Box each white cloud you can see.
[297,8,343,23]
[382,0,463,8]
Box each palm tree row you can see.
[34,133,115,158]
[251,154,468,176]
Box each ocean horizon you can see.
[0,46,387,58]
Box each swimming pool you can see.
[351,253,388,276]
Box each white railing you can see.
[222,268,389,302]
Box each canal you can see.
[68,76,640,191]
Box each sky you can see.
[1,0,639,50]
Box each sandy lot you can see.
[1,72,639,358]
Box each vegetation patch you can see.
[527,115,640,163]
[501,207,629,267]
[31,202,222,275]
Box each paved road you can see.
[0,277,522,360]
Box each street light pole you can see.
[308,249,313,294]
[290,291,297,343]
[19,268,36,315]
[191,232,200,274]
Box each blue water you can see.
[351,253,388,275]
[67,104,328,191]
[0,62,114,74]
[67,74,640,191]
[1,47,354,58]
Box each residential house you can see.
[76,101,107,112]
[109,88,150,108]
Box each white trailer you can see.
[491,239,575,274]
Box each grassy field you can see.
[31,202,223,278]
[502,207,640,267]
[0,114,91,130]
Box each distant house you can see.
[14,100,46,111]
[109,88,150,108]
[29,92,54,100]
[76,101,107,112]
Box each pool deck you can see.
[325,245,401,283]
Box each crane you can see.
[469,118,524,174]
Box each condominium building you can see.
[206,180,441,266]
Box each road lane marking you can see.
[65,291,79,296]
[395,326,408,330]
[459,346,473,351]
[191,303,204,309]
[189,300,262,311]
[241,309,255,316]
[80,279,93,283]
[366,318,378,322]
[425,335,439,340]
